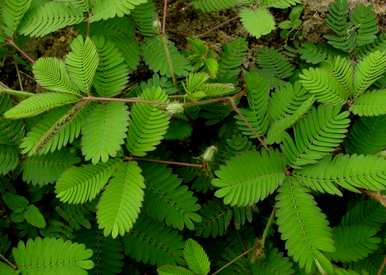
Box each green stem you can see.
[0,87,34,97]
[261,207,276,250]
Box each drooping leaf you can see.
[97,162,145,238]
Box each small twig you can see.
[0,254,17,270]
[125,156,204,168]
[161,0,169,34]
[6,38,35,64]
[197,15,240,38]
[361,190,386,207]
[377,256,386,275]
[14,59,24,91]
[211,247,253,275]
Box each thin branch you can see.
[228,97,268,149]
[0,254,17,270]
[197,15,240,38]
[211,247,253,275]
[83,96,167,106]
[125,156,204,168]
[361,190,386,207]
[161,0,169,34]
[183,91,245,108]
[6,38,35,64]
[377,256,386,275]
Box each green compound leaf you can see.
[276,179,334,274]
[12,238,94,275]
[81,102,129,164]
[33,57,80,95]
[65,35,99,93]
[184,239,210,275]
[4,93,80,119]
[97,161,145,238]
[55,160,116,204]
[212,150,287,206]
[126,86,170,156]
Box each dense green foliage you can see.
[0,0,385,274]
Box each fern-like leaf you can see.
[328,225,381,263]
[184,239,210,275]
[0,145,18,175]
[298,42,335,65]
[350,4,378,47]
[345,115,386,154]
[276,179,335,274]
[0,95,24,144]
[141,164,201,230]
[33,57,80,95]
[341,199,386,229]
[353,51,386,96]
[192,0,247,12]
[12,238,94,275]
[91,0,148,22]
[92,35,129,97]
[300,67,349,105]
[55,161,116,204]
[251,248,295,274]
[75,228,124,275]
[21,104,87,156]
[132,1,159,36]
[19,2,84,37]
[261,0,301,9]
[97,161,145,238]
[256,48,294,80]
[325,0,355,52]
[195,200,232,238]
[22,149,80,186]
[81,102,129,163]
[126,86,170,156]
[293,154,386,194]
[123,216,185,265]
[212,150,287,206]
[66,35,99,93]
[350,89,386,116]
[88,17,140,72]
[4,92,80,119]
[240,8,275,39]
[282,105,350,168]
[1,0,31,37]
[267,82,314,144]
[143,36,191,77]
[216,37,248,83]
[236,70,270,138]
